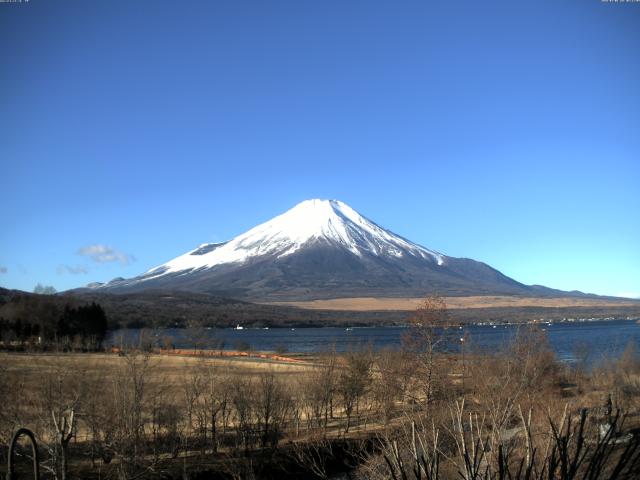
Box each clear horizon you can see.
[1,1,639,298]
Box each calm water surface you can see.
[108,319,640,365]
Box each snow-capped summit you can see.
[142,199,444,280]
[92,199,529,300]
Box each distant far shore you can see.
[265,294,640,311]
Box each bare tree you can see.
[181,359,206,454]
[507,325,559,395]
[371,349,407,425]
[101,352,154,478]
[402,295,450,406]
[52,408,75,480]
[200,359,231,453]
[31,355,85,480]
[291,435,336,480]
[337,349,372,433]
[303,352,337,432]
[254,370,291,447]
[230,377,255,453]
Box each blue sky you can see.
[1,0,638,297]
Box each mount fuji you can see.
[88,199,558,300]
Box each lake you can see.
[107,318,640,365]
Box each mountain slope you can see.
[88,199,561,300]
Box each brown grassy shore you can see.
[266,294,640,311]
[0,349,315,383]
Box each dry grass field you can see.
[2,324,640,479]
[267,295,640,311]
[0,350,315,395]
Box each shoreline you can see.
[133,315,640,330]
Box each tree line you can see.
[0,291,108,350]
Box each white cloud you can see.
[57,264,89,275]
[77,244,135,265]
